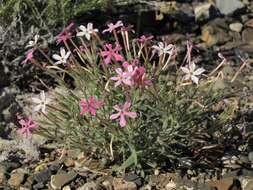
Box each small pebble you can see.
[229,22,243,32]
[63,185,72,190]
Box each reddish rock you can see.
[242,28,253,44]
[245,19,253,28]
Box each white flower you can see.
[181,62,205,84]
[31,91,51,114]
[152,42,174,56]
[52,48,71,65]
[76,23,98,40]
[26,34,40,48]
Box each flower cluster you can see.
[17,17,249,177]
[20,20,208,138]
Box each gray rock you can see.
[124,173,142,186]
[216,0,245,15]
[34,169,52,183]
[241,169,253,176]
[0,161,21,172]
[33,182,45,190]
[229,22,243,32]
[49,162,61,173]
[248,152,253,162]
[0,64,9,87]
[0,88,15,113]
[50,171,77,190]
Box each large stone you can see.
[201,18,231,46]
[34,169,52,183]
[8,172,26,187]
[194,3,218,22]
[240,176,253,190]
[242,28,253,44]
[216,0,245,15]
[50,171,77,190]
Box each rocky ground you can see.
[1,0,253,189]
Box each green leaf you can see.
[118,144,138,170]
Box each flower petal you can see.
[114,54,124,62]
[124,111,137,118]
[182,74,191,81]
[115,80,122,87]
[193,68,205,75]
[87,23,93,30]
[189,62,196,72]
[113,105,121,111]
[85,33,91,40]
[31,97,41,104]
[52,54,61,61]
[123,102,131,110]
[115,68,123,75]
[119,114,126,127]
[33,105,42,112]
[40,91,46,101]
[191,75,199,84]
[65,51,71,60]
[110,76,120,81]
[104,55,111,64]
[110,112,120,120]
[76,32,85,37]
[60,48,66,58]
[181,67,190,74]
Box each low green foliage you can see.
[0,0,107,27]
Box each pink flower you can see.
[80,96,104,116]
[21,49,35,64]
[101,44,124,64]
[122,61,130,68]
[132,66,151,87]
[110,102,137,127]
[17,115,38,139]
[102,21,123,33]
[110,67,134,87]
[137,35,153,44]
[122,59,139,68]
[56,22,75,44]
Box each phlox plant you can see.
[19,21,245,175]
